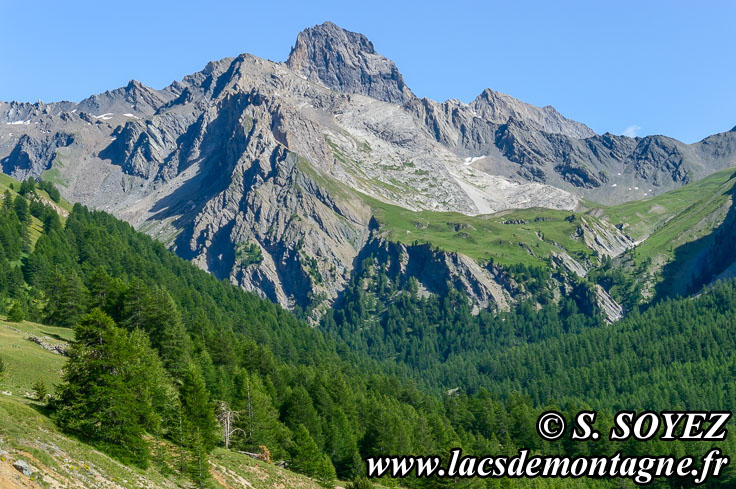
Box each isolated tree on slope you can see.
[53,308,173,466]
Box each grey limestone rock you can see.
[13,459,33,476]
[286,22,413,104]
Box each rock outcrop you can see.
[27,336,69,356]
[12,459,33,477]
[286,22,413,104]
[595,284,624,323]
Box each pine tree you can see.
[289,424,336,484]
[121,284,191,375]
[121,278,149,328]
[145,287,191,376]
[186,426,209,489]
[87,266,115,311]
[13,194,29,224]
[234,372,289,456]
[19,178,35,196]
[128,327,180,437]
[44,268,86,327]
[53,309,172,467]
[1,190,12,209]
[178,363,218,486]
[324,407,360,478]
[6,266,24,300]
[179,362,218,451]
[281,386,323,448]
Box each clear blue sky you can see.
[1,0,733,143]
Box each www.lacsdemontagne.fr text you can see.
[366,410,732,485]
[366,448,729,485]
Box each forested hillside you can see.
[1,177,735,488]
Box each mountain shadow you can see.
[654,171,736,300]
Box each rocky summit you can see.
[1,22,735,314]
[286,21,414,105]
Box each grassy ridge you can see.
[297,152,603,267]
[369,167,736,271]
[302,150,736,274]
[602,168,736,239]
[601,168,736,262]
[364,194,596,266]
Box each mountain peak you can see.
[286,22,413,104]
[302,21,376,53]
[471,88,596,139]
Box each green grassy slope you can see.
[0,395,337,489]
[299,154,612,270]
[602,169,735,238]
[0,320,70,399]
[365,195,595,266]
[584,167,736,300]
[367,166,736,270]
[0,319,352,489]
[600,168,736,263]
[302,153,736,271]
[308,161,736,309]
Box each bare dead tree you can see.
[216,400,244,449]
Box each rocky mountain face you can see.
[0,22,734,318]
[286,21,413,105]
[405,98,736,202]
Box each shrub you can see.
[32,378,47,401]
[346,478,374,489]
[7,301,25,322]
